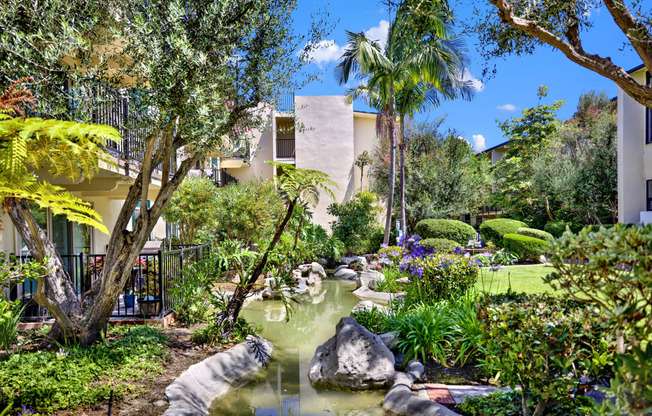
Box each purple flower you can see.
[490,264,503,272]
[391,251,400,257]
[454,246,467,255]
[379,252,387,258]
[380,243,388,249]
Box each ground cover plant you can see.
[457,391,597,416]
[0,326,168,414]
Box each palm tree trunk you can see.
[383,101,397,245]
[399,115,407,235]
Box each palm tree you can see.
[215,161,336,337]
[335,0,472,241]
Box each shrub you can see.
[163,176,219,244]
[477,293,612,416]
[401,254,479,304]
[378,245,406,266]
[544,220,583,238]
[328,191,383,255]
[502,233,549,260]
[472,252,493,267]
[414,219,477,246]
[491,248,518,266]
[516,227,554,243]
[366,227,397,254]
[546,223,652,416]
[191,317,260,345]
[479,218,527,246]
[0,301,24,350]
[419,238,460,254]
[457,390,598,416]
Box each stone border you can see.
[164,335,273,416]
[382,361,461,416]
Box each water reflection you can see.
[210,280,387,416]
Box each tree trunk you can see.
[5,199,81,342]
[360,166,364,191]
[531,399,547,416]
[383,96,397,245]
[215,198,297,337]
[521,392,531,416]
[399,115,407,235]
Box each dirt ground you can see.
[52,327,232,416]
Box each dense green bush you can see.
[414,219,476,245]
[191,317,260,345]
[0,326,168,413]
[543,220,583,238]
[503,234,549,260]
[516,227,554,243]
[328,191,383,255]
[352,306,390,334]
[546,223,652,416]
[366,227,396,254]
[419,238,460,254]
[457,390,597,416]
[477,293,612,416]
[479,218,527,246]
[163,176,219,244]
[402,254,479,304]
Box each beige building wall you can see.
[353,112,377,192]
[617,67,651,224]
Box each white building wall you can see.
[353,113,377,192]
[617,68,650,224]
[295,96,356,229]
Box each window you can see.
[647,72,652,144]
[648,180,652,211]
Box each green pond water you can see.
[209,279,389,416]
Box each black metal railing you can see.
[276,138,295,158]
[211,166,238,187]
[8,243,212,321]
[276,92,294,113]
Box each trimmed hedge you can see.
[503,233,549,259]
[414,219,476,246]
[479,218,527,247]
[419,238,460,254]
[544,220,583,238]
[516,227,554,243]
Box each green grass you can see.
[475,265,561,295]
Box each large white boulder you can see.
[334,265,359,280]
[308,317,395,391]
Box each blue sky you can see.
[291,1,643,152]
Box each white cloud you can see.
[365,20,390,52]
[497,104,517,111]
[303,20,390,66]
[472,134,487,152]
[302,39,347,66]
[461,69,484,92]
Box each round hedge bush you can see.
[419,238,460,254]
[544,220,583,238]
[414,219,476,246]
[502,233,550,260]
[516,227,554,243]
[479,218,528,247]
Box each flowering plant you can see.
[401,254,479,303]
[136,277,160,298]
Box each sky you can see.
[290,1,644,152]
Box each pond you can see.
[209,279,388,416]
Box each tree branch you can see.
[488,0,652,107]
[602,0,652,72]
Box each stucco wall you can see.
[295,96,356,229]
[228,109,275,182]
[353,113,377,192]
[617,68,650,224]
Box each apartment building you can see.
[617,64,652,225]
[211,94,378,230]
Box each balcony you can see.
[211,166,238,187]
[275,92,294,113]
[276,138,295,159]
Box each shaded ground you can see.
[422,358,491,386]
[51,327,230,416]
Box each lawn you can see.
[475,265,562,295]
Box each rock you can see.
[164,335,273,416]
[351,300,390,315]
[334,264,349,274]
[308,317,395,391]
[352,286,395,303]
[396,277,409,284]
[317,258,328,266]
[339,256,368,267]
[334,267,358,280]
[357,270,384,289]
[153,400,168,407]
[379,331,399,350]
[307,262,326,285]
[539,254,548,264]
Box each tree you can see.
[0,0,327,345]
[490,87,564,226]
[371,119,491,229]
[336,0,472,240]
[214,161,336,337]
[162,176,219,244]
[475,0,652,107]
[327,190,382,254]
[354,151,373,190]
